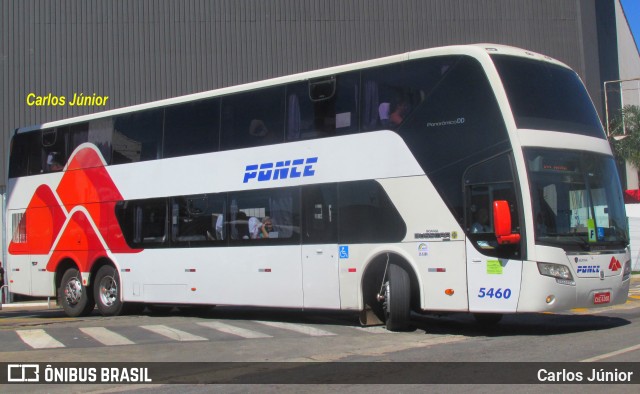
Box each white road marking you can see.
[80,327,135,346]
[16,329,65,349]
[197,321,272,339]
[580,343,640,362]
[253,320,336,336]
[140,325,207,341]
[349,325,396,334]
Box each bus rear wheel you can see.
[94,265,124,316]
[383,263,412,331]
[59,268,95,317]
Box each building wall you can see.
[0,0,619,188]
[616,0,640,109]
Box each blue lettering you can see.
[304,157,318,177]
[243,157,318,183]
[258,163,274,181]
[290,159,304,178]
[243,164,259,183]
[273,161,291,179]
[577,265,600,274]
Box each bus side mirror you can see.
[493,200,521,245]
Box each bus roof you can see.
[16,43,568,134]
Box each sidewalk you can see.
[1,298,58,311]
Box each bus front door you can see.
[464,155,523,315]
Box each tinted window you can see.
[164,99,220,158]
[492,55,604,138]
[338,181,405,243]
[360,62,432,131]
[464,154,521,259]
[87,118,114,164]
[171,194,226,246]
[228,187,300,244]
[286,73,359,141]
[64,123,89,159]
[42,128,67,173]
[398,56,511,224]
[112,109,164,164]
[221,86,285,150]
[9,132,40,177]
[116,198,168,247]
[302,183,338,244]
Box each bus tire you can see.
[94,265,124,316]
[59,268,95,317]
[383,263,412,331]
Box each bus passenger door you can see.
[464,155,524,313]
[301,184,341,309]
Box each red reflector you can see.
[13,268,19,272]
[348,268,356,273]
[185,269,196,272]
[121,268,131,272]
[259,268,272,272]
[436,268,446,272]
[191,288,197,292]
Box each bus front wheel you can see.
[383,263,412,331]
[94,265,124,316]
[59,268,95,317]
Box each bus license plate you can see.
[594,292,611,304]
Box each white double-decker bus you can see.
[6,44,631,330]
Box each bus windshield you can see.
[492,55,605,139]
[525,148,628,251]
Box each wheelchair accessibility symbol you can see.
[339,246,349,259]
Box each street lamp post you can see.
[604,77,640,136]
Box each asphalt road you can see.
[0,277,638,393]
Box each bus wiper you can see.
[568,236,590,251]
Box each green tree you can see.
[609,105,640,169]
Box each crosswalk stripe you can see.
[16,329,65,349]
[253,320,336,336]
[140,325,207,341]
[197,321,272,339]
[349,325,395,334]
[80,327,135,346]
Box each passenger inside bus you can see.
[260,216,275,238]
[46,152,65,172]
[388,96,411,127]
[471,207,492,233]
[248,216,276,239]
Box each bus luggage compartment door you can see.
[302,245,340,309]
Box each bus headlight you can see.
[537,262,574,282]
[623,260,631,281]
